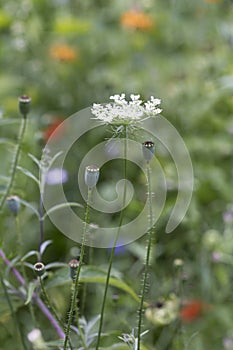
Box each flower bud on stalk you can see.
[142,141,155,162]
[18,95,31,117]
[68,259,79,281]
[34,262,45,277]
[6,195,21,216]
[84,165,100,188]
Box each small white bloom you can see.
[91,93,162,125]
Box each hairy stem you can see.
[0,115,27,211]
[137,163,153,350]
[63,189,92,350]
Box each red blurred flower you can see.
[43,118,65,142]
[180,300,208,322]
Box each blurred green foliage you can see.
[0,0,233,349]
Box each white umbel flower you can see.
[91,93,162,125]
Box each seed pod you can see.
[142,141,155,161]
[84,165,100,188]
[6,195,21,216]
[68,259,79,281]
[34,262,45,277]
[18,95,31,116]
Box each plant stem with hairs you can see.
[95,125,128,350]
[63,188,92,350]
[137,162,154,350]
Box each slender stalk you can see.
[38,193,44,261]
[137,162,153,350]
[63,189,92,350]
[0,115,27,211]
[95,126,128,350]
[0,248,65,339]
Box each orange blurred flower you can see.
[43,118,65,142]
[49,44,78,62]
[121,10,154,31]
[180,300,209,323]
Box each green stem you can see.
[63,189,92,350]
[0,115,27,211]
[96,126,128,350]
[137,162,153,350]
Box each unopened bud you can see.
[69,259,79,281]
[18,95,31,116]
[84,165,99,188]
[6,195,21,216]
[142,141,155,161]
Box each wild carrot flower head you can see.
[91,94,162,126]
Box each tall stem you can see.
[0,115,27,211]
[38,193,44,261]
[137,162,153,350]
[96,125,128,350]
[63,189,92,350]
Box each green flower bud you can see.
[69,259,79,281]
[6,195,21,216]
[84,165,100,188]
[18,95,31,116]
[142,141,155,161]
[34,262,45,277]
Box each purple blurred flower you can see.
[223,337,233,349]
[45,168,68,185]
[223,210,233,224]
[212,251,222,263]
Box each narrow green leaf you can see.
[45,266,145,305]
[25,281,38,305]
[40,240,53,256]
[19,199,40,218]
[43,202,83,220]
[17,166,40,186]
[28,153,41,169]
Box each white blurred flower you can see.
[27,329,46,350]
[91,93,162,125]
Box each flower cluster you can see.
[91,94,162,125]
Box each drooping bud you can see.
[68,259,79,281]
[18,95,31,116]
[84,165,100,188]
[6,195,21,216]
[34,262,45,277]
[142,141,155,161]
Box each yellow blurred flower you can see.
[121,10,154,31]
[49,44,78,62]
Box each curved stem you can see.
[0,115,27,211]
[96,126,128,350]
[63,189,92,350]
[137,163,153,350]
